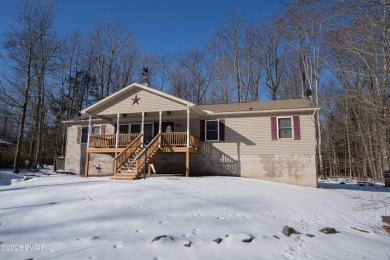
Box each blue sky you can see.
[0,0,283,54]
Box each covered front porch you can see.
[83,109,201,180]
[80,83,204,180]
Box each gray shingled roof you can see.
[197,98,317,113]
[63,98,318,124]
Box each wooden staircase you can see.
[112,147,143,180]
[112,133,161,181]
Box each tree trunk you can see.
[13,47,32,173]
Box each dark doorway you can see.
[162,122,175,132]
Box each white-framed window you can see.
[81,125,101,143]
[120,123,154,135]
[119,124,129,134]
[128,123,154,142]
[277,117,293,139]
[130,123,141,134]
[205,120,219,141]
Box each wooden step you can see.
[111,175,137,181]
[118,169,136,174]
[112,172,138,181]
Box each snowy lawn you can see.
[0,170,389,260]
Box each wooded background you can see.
[0,0,388,180]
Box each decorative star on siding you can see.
[131,94,141,105]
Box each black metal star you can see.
[131,94,141,105]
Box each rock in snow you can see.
[319,227,338,234]
[242,237,253,243]
[213,238,223,244]
[282,225,297,237]
[151,235,168,243]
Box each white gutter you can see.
[199,107,320,116]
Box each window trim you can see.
[129,123,154,134]
[205,119,220,141]
[81,125,101,144]
[130,123,141,134]
[119,124,130,134]
[277,116,294,140]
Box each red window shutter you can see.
[271,117,277,140]
[200,120,205,141]
[101,124,106,135]
[219,119,225,141]
[293,116,301,140]
[77,126,81,144]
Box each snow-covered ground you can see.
[0,169,389,260]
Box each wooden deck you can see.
[85,132,200,180]
[87,132,199,153]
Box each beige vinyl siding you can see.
[93,88,189,115]
[64,124,115,175]
[202,112,316,155]
[65,125,86,174]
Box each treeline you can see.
[0,0,388,180]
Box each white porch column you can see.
[87,114,92,148]
[141,112,145,146]
[159,111,162,148]
[159,111,162,133]
[115,113,120,148]
[187,109,190,147]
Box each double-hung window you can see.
[271,116,300,140]
[278,117,293,139]
[81,125,101,143]
[200,119,225,142]
[206,120,219,141]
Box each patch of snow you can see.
[0,171,388,259]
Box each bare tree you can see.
[2,0,57,173]
[176,47,216,104]
[215,10,245,102]
[243,25,263,101]
[253,21,286,100]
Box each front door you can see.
[144,123,154,143]
[162,122,175,133]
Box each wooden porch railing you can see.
[190,134,200,148]
[136,133,161,176]
[89,134,140,148]
[161,132,186,147]
[113,134,143,175]
[89,132,199,149]
[160,132,199,148]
